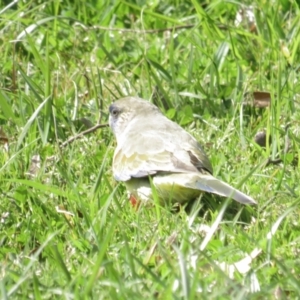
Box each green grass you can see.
[1,0,300,299]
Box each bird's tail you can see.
[190,173,256,205]
[159,172,257,205]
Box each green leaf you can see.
[166,107,176,120]
[179,105,194,125]
[16,96,50,149]
[0,90,17,122]
[6,179,68,197]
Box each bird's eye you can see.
[109,104,120,118]
[111,108,119,116]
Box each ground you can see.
[0,0,300,299]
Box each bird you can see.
[108,96,256,207]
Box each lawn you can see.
[1,0,300,299]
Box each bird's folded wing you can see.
[113,126,212,181]
[113,147,197,181]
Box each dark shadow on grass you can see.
[184,193,256,224]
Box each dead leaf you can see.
[244,91,271,108]
[253,91,271,107]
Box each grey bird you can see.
[109,96,256,206]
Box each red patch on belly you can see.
[129,194,140,208]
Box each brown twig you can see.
[60,123,109,148]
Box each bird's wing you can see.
[113,135,196,181]
[113,116,212,181]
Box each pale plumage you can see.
[109,97,256,205]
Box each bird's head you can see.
[109,97,161,143]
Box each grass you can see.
[1,0,300,298]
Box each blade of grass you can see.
[16,96,50,149]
